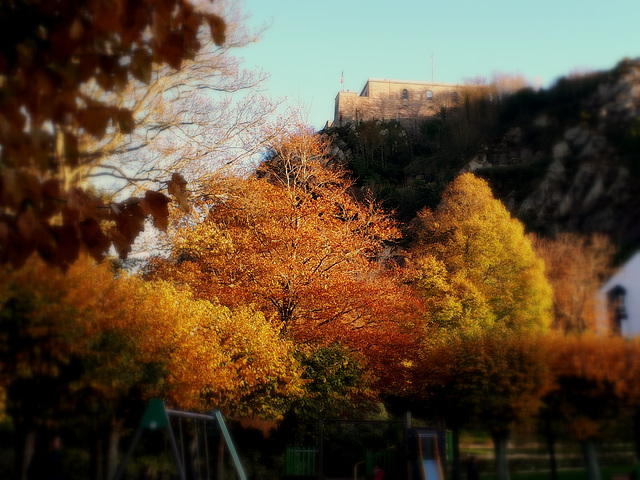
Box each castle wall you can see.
[334,79,486,126]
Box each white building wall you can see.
[596,251,640,337]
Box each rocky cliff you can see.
[465,58,640,250]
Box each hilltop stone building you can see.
[333,78,488,127]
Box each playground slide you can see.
[417,433,443,480]
[422,459,442,480]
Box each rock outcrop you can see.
[470,58,640,245]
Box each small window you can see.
[426,90,433,101]
[608,285,628,335]
[401,89,409,100]
[452,92,459,104]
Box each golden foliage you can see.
[0,254,302,418]
[411,173,553,332]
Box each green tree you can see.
[277,344,377,445]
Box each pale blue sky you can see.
[237,0,639,131]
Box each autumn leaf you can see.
[77,106,112,139]
[141,190,171,231]
[156,33,185,70]
[116,109,135,134]
[78,218,111,260]
[44,225,81,268]
[167,172,190,213]
[113,202,146,249]
[130,48,153,84]
[205,14,226,46]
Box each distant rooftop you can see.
[366,78,462,86]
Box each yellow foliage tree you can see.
[409,173,553,480]
[411,172,552,332]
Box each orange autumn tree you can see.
[532,233,615,334]
[0,255,301,480]
[545,333,640,480]
[150,131,419,391]
[152,133,405,338]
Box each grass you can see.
[478,465,638,480]
[456,430,638,480]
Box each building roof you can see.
[365,78,462,87]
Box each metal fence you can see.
[285,446,317,477]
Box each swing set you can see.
[113,398,247,480]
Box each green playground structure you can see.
[112,398,247,480]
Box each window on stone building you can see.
[452,92,459,104]
[426,90,433,101]
[401,89,409,100]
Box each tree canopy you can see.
[408,173,553,480]
[151,133,410,340]
[410,172,553,332]
[0,254,302,420]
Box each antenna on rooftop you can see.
[431,53,435,82]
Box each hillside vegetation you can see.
[324,58,640,256]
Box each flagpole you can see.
[341,71,344,91]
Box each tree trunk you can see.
[581,439,601,480]
[491,429,510,480]
[543,415,558,480]
[634,406,640,460]
[106,417,124,480]
[90,434,103,480]
[451,427,462,480]
[217,434,225,480]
